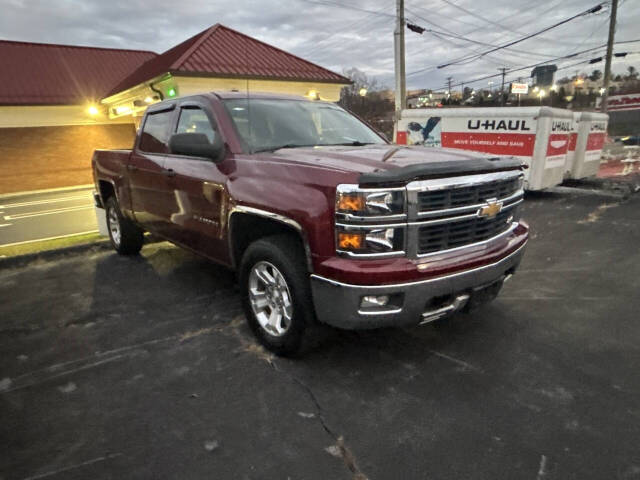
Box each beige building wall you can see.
[0,105,134,128]
[0,124,136,194]
[101,74,347,120]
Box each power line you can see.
[418,44,617,90]
[302,13,389,59]
[403,2,610,79]
[296,0,395,19]
[405,7,555,60]
[436,3,606,69]
[437,0,522,35]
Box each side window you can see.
[139,110,173,153]
[176,107,217,143]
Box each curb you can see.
[0,235,163,269]
[546,185,629,200]
[0,239,112,269]
[559,175,640,199]
[0,184,93,200]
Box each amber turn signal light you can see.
[338,232,364,250]
[336,193,365,212]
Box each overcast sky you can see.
[1,0,638,92]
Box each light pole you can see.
[538,90,546,106]
[601,0,619,113]
[359,87,367,113]
[393,0,406,141]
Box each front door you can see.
[163,104,229,263]
[128,106,175,235]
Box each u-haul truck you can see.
[569,112,608,179]
[398,107,575,190]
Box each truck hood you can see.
[262,144,522,186]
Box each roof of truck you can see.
[211,91,312,101]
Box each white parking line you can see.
[0,230,99,248]
[0,194,92,209]
[0,184,93,200]
[4,205,93,220]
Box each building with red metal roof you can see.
[101,24,350,119]
[0,25,350,193]
[0,40,156,106]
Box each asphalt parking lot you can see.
[2,191,640,480]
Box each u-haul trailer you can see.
[398,107,576,190]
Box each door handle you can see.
[164,168,176,177]
[126,164,138,172]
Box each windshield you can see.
[223,99,386,153]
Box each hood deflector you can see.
[358,157,524,186]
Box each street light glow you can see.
[114,105,132,115]
[359,88,367,97]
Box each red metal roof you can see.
[106,24,350,97]
[0,40,156,106]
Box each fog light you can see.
[361,295,390,308]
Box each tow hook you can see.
[420,294,470,324]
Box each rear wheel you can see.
[105,196,144,255]
[239,235,318,356]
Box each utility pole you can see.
[446,77,453,100]
[498,67,507,107]
[393,0,406,141]
[601,0,618,113]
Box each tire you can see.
[105,196,144,255]
[239,234,319,356]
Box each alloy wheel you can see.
[248,261,293,336]
[108,206,121,247]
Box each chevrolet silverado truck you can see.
[92,92,529,355]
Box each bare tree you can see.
[339,67,394,139]
[589,70,602,81]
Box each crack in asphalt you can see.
[219,316,369,479]
[267,358,369,480]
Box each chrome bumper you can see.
[310,242,527,329]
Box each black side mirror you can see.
[169,132,224,162]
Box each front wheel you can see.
[239,235,318,356]
[105,196,144,255]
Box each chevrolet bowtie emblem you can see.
[478,199,503,219]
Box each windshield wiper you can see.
[252,141,376,153]
[252,144,314,153]
[334,141,374,146]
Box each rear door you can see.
[163,101,230,263]
[128,105,176,234]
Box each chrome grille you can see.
[417,207,517,254]
[418,177,520,212]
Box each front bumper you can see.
[310,241,527,329]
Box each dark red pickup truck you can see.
[92,91,528,355]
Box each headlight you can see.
[336,185,405,217]
[335,185,407,257]
[336,226,405,256]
